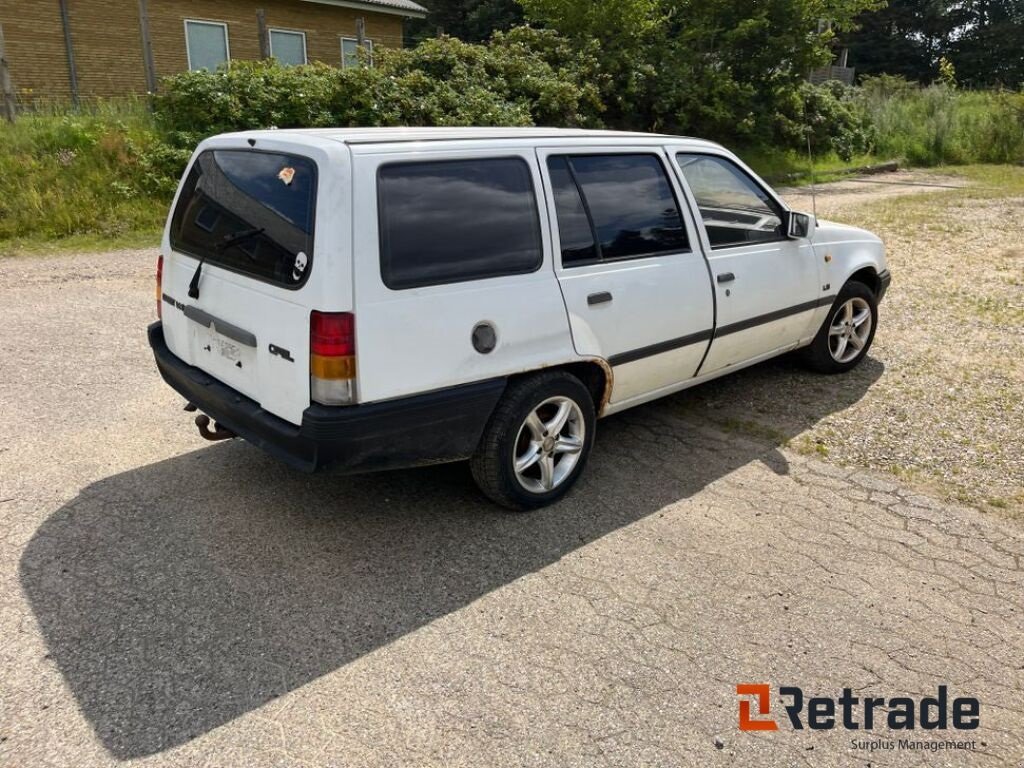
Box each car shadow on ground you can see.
[20,356,882,759]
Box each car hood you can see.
[814,218,883,245]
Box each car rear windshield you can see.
[170,149,317,288]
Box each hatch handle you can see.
[183,305,257,348]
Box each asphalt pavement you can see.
[1,249,1022,767]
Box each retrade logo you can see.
[736,684,980,732]
[737,684,779,731]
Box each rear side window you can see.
[170,150,317,288]
[548,154,689,266]
[546,157,598,264]
[378,158,543,290]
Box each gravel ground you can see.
[680,169,1024,515]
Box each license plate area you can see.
[188,320,259,399]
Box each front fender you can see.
[813,219,888,295]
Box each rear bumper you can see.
[148,322,505,473]
[877,269,892,302]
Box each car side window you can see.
[548,154,689,267]
[676,154,784,249]
[378,157,543,290]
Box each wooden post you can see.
[0,24,17,122]
[256,9,270,59]
[138,0,157,92]
[58,0,80,108]
[355,17,366,64]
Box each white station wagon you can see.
[150,127,890,509]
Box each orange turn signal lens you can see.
[310,353,355,380]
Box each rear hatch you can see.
[160,136,350,425]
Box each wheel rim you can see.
[828,297,872,363]
[513,396,585,494]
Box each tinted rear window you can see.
[562,154,689,262]
[378,158,543,290]
[170,150,317,288]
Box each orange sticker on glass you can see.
[278,167,296,186]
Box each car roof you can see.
[219,126,724,150]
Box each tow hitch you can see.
[194,413,236,442]
[183,402,236,441]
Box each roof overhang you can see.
[297,0,428,19]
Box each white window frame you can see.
[268,27,308,65]
[340,36,374,68]
[184,19,231,72]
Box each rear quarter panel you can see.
[350,144,577,404]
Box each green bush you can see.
[773,81,876,160]
[152,32,603,137]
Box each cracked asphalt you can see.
[2,242,1023,767]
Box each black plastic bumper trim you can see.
[877,269,892,302]
[149,322,506,473]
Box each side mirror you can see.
[786,211,812,239]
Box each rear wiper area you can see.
[217,227,266,252]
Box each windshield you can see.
[170,149,317,288]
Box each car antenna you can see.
[806,130,818,220]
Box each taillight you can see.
[310,311,355,405]
[156,255,163,319]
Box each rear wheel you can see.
[800,280,878,373]
[471,372,596,511]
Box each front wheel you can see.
[799,281,878,373]
[470,372,596,511]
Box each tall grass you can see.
[0,99,172,250]
[860,78,1024,166]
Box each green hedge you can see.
[153,29,604,138]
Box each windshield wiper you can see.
[217,227,266,252]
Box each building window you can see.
[269,29,307,66]
[341,37,373,68]
[184,20,230,72]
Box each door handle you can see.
[717,272,735,284]
[588,291,613,306]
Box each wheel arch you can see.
[508,359,613,417]
[846,265,881,296]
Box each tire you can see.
[799,280,879,374]
[471,372,596,511]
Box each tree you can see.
[846,0,961,82]
[406,0,524,43]
[949,0,1024,86]
[519,0,883,141]
[846,0,1023,86]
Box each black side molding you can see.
[607,295,837,368]
[609,329,713,367]
[715,295,835,339]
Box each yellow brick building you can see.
[0,0,426,104]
